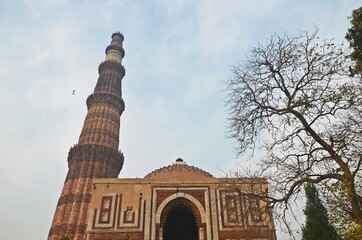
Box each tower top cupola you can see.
[105,32,125,64]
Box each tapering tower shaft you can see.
[48,33,126,240]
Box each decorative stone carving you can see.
[86,93,125,113]
[67,144,124,174]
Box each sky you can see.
[0,0,360,239]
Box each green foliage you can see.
[325,181,362,239]
[344,222,362,240]
[346,6,362,75]
[302,184,339,240]
[61,234,70,240]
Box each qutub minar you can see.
[49,33,277,240]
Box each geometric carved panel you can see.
[91,194,144,231]
[99,196,112,224]
[93,194,117,229]
[116,194,144,231]
[218,190,267,230]
[219,191,244,228]
[248,197,263,225]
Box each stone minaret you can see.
[48,33,125,240]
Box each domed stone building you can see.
[49,33,276,240]
[86,158,276,240]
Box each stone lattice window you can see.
[225,195,239,223]
[221,191,244,227]
[248,197,263,224]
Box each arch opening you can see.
[162,199,198,240]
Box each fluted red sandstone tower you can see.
[48,33,126,240]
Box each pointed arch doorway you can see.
[161,198,199,240]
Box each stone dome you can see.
[144,158,213,179]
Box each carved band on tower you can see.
[48,33,126,240]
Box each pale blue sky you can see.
[0,0,360,239]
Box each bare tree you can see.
[225,30,362,233]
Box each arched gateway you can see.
[161,198,199,240]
